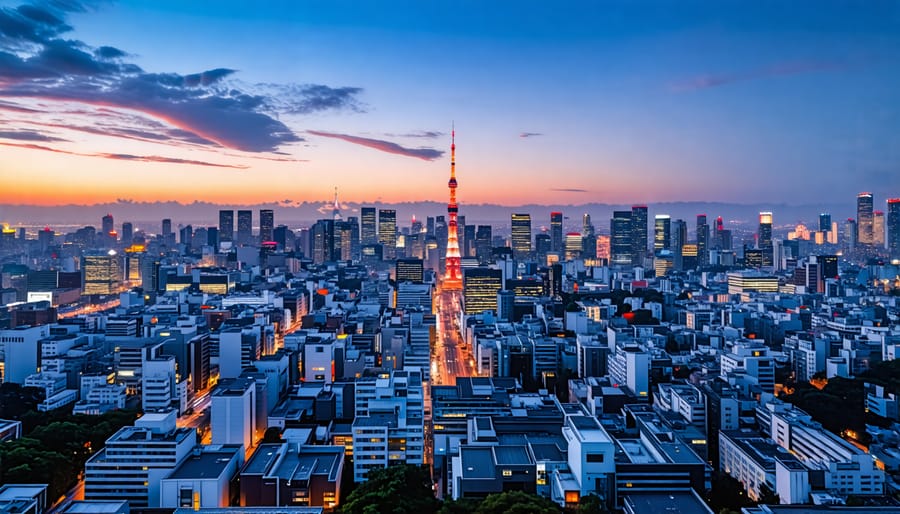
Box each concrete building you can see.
[84,410,197,509]
[211,378,258,453]
[159,445,243,509]
[240,443,344,510]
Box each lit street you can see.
[432,290,476,386]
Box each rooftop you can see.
[167,446,242,480]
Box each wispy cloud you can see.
[519,132,543,138]
[0,141,248,168]
[671,60,856,92]
[0,129,68,142]
[549,188,590,193]
[308,130,444,161]
[0,1,363,154]
[384,130,444,139]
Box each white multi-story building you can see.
[159,444,243,509]
[721,342,775,393]
[552,414,616,506]
[1,325,50,383]
[351,368,425,482]
[607,346,650,397]
[759,401,885,496]
[84,409,196,509]
[211,377,257,452]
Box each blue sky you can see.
[1,0,898,206]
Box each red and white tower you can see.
[443,127,462,290]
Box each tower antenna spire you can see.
[443,123,462,290]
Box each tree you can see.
[340,464,438,514]
[261,426,283,443]
[475,491,561,514]
[756,484,779,505]
[706,473,753,513]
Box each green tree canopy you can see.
[340,464,438,514]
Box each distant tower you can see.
[444,127,462,290]
[857,192,874,245]
[332,187,343,221]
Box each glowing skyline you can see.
[1,1,899,207]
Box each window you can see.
[502,469,512,477]
[586,453,604,463]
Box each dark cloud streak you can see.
[308,130,444,161]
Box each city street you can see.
[432,290,476,386]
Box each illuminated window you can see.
[502,469,512,477]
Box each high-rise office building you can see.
[758,212,773,267]
[819,213,831,233]
[611,210,633,266]
[857,192,874,244]
[887,199,900,258]
[361,207,377,245]
[564,232,582,260]
[179,225,192,247]
[581,213,596,259]
[654,215,671,252]
[237,210,252,245]
[121,222,133,245]
[161,218,172,237]
[82,250,122,295]
[311,219,335,264]
[696,214,709,266]
[873,210,885,246]
[463,268,503,315]
[510,213,532,259]
[475,225,492,263]
[218,210,234,243]
[102,213,114,238]
[845,218,858,250]
[550,212,563,253]
[378,209,397,260]
[631,205,648,265]
[259,209,274,243]
[396,258,424,283]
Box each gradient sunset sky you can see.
[1,0,899,207]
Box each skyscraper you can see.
[631,205,648,265]
[857,192,874,245]
[758,212,773,267]
[444,128,463,290]
[550,211,563,253]
[161,218,172,238]
[510,213,532,259]
[361,207,377,245]
[259,209,274,243]
[818,213,831,233]
[581,213,596,259]
[696,214,709,266]
[611,210,633,266]
[311,219,335,264]
[873,210,885,246]
[654,215,671,252]
[121,222,133,245]
[463,268,503,315]
[378,209,397,260]
[102,213,114,238]
[887,199,900,258]
[237,210,252,245]
[82,250,122,295]
[845,218,858,250]
[218,210,234,243]
[475,225,492,263]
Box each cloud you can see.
[0,128,67,142]
[671,60,856,92]
[549,188,590,193]
[519,132,543,138]
[0,1,363,153]
[308,130,444,161]
[0,140,247,168]
[384,130,444,139]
